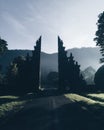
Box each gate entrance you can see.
[32,36,85,94]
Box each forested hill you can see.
[0,47,101,74]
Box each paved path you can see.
[0,94,104,130]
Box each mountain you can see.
[0,47,101,77]
[67,47,101,70]
[41,47,101,78]
[81,66,96,84]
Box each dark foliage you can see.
[94,65,104,90]
[46,71,58,87]
[5,37,41,95]
[58,36,86,93]
[0,36,99,95]
[94,11,104,63]
[0,37,8,54]
[0,37,8,92]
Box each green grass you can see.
[0,95,28,119]
[65,93,104,105]
[1,93,104,125]
[87,93,104,101]
[0,95,19,99]
[1,93,104,130]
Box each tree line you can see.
[0,11,104,95]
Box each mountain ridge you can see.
[0,47,101,75]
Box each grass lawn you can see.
[1,93,104,120]
[1,93,104,130]
[0,95,31,121]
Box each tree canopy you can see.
[0,37,8,54]
[94,11,104,62]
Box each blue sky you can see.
[0,0,104,53]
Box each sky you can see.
[0,0,104,53]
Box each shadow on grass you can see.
[54,97,104,130]
[0,105,52,130]
[1,94,104,130]
[85,95,104,102]
[0,97,18,105]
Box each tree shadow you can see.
[85,95,104,102]
[0,97,18,105]
[56,96,104,130]
[1,94,104,130]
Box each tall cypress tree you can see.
[58,36,86,93]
